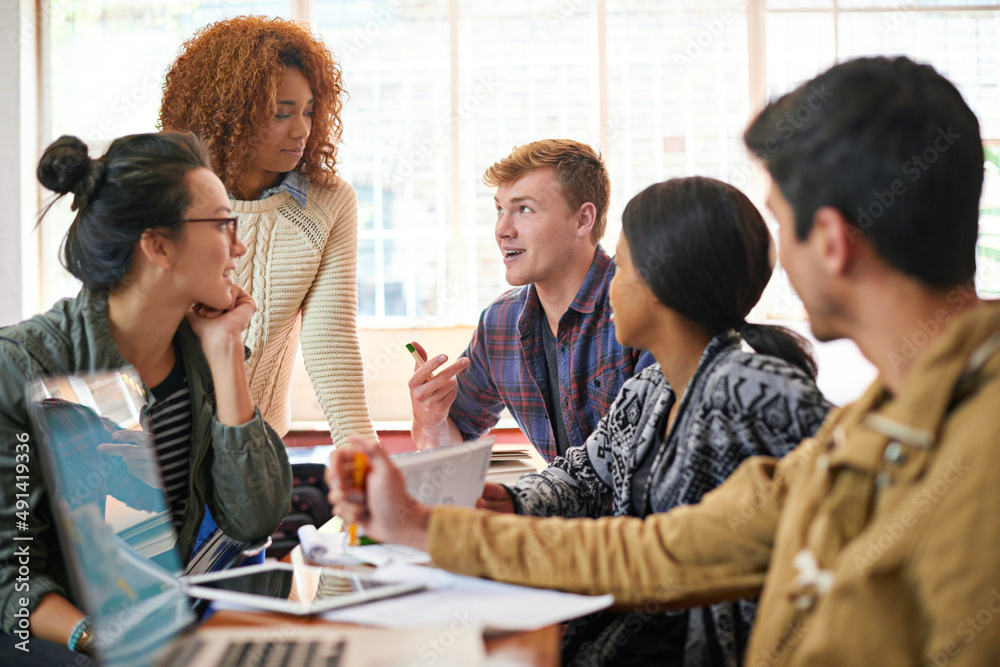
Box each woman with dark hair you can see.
[159,16,376,443]
[0,132,292,663]
[337,177,832,666]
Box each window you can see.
[762,0,1000,316]
[38,0,761,325]
[41,0,291,308]
[38,1,1000,321]
[26,0,1000,417]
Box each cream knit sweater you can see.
[231,176,376,443]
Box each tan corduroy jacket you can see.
[429,301,1000,666]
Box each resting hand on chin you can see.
[186,285,256,353]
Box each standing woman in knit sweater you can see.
[159,16,376,442]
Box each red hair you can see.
[159,16,344,199]
[483,139,610,244]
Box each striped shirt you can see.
[449,247,656,462]
[149,346,192,530]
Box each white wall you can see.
[0,0,39,326]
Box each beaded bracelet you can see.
[68,616,93,653]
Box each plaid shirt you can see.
[449,247,655,462]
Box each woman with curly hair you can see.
[159,16,376,443]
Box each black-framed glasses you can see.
[183,216,239,243]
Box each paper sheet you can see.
[322,563,614,632]
[391,438,493,506]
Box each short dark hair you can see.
[482,139,611,244]
[622,177,816,378]
[37,132,211,290]
[744,56,983,289]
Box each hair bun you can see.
[37,135,105,210]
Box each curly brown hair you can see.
[159,16,344,199]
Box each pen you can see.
[406,342,425,366]
[348,452,369,547]
[407,342,433,379]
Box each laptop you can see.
[28,368,479,666]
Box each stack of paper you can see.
[487,442,546,485]
[323,562,614,633]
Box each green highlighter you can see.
[406,342,425,366]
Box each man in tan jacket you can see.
[330,56,1000,666]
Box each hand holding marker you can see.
[406,342,429,375]
[348,452,369,546]
[406,340,469,449]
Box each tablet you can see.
[183,562,425,615]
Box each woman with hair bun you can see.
[159,16,376,443]
[335,177,833,666]
[0,132,292,663]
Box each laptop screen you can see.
[28,368,194,665]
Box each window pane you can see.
[457,0,601,318]
[768,0,831,8]
[837,11,1000,137]
[764,12,837,99]
[606,0,753,234]
[358,238,377,317]
[838,0,1000,7]
[313,0,453,324]
[50,0,292,141]
[43,0,292,308]
[978,147,1000,297]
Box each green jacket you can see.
[0,289,292,634]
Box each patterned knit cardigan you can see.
[508,332,833,667]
